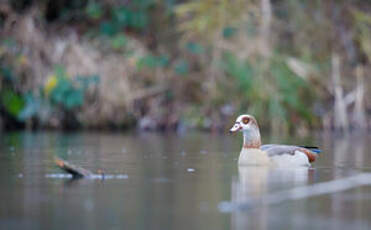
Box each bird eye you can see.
[242,117,250,124]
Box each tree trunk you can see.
[260,0,272,58]
[352,66,367,130]
[331,53,349,132]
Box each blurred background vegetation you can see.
[0,0,369,133]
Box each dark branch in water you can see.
[55,157,93,178]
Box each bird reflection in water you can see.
[230,166,311,230]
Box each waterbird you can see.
[230,114,320,167]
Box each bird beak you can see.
[229,123,241,133]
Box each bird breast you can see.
[238,148,272,166]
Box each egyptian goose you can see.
[229,114,320,167]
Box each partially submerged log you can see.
[55,157,93,178]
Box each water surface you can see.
[0,131,370,230]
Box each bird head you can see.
[229,114,258,133]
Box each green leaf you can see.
[131,11,148,29]
[111,34,127,49]
[76,75,100,89]
[157,55,170,67]
[113,7,130,27]
[0,66,14,81]
[223,27,237,38]
[100,21,118,36]
[186,42,204,54]
[65,89,84,109]
[222,53,253,91]
[137,55,157,69]
[85,1,103,19]
[18,93,40,121]
[55,65,68,79]
[174,60,189,75]
[1,89,25,118]
[2,38,17,48]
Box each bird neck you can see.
[242,127,261,149]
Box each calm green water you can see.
[0,131,371,230]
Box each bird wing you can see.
[261,144,319,162]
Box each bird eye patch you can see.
[242,117,250,124]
